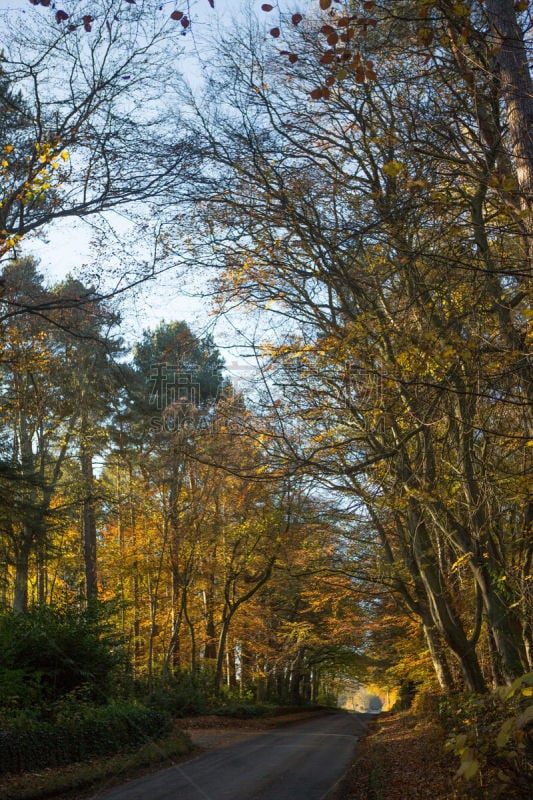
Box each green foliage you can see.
[139,669,216,717]
[1,730,192,800]
[0,702,171,775]
[0,603,127,711]
[212,702,273,718]
[443,673,533,798]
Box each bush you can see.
[0,603,127,712]
[443,672,533,799]
[140,670,214,717]
[211,703,272,718]
[0,703,172,775]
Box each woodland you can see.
[0,0,532,796]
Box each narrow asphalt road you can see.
[92,712,370,800]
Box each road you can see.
[93,712,370,800]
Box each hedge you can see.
[0,705,172,775]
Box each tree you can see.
[170,12,532,688]
[0,0,192,259]
[0,258,121,611]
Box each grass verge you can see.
[0,727,192,800]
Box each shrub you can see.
[444,672,533,799]
[0,703,172,775]
[140,670,214,717]
[212,703,272,718]
[0,603,127,712]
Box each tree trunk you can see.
[423,623,456,693]
[412,515,486,692]
[486,0,533,221]
[13,531,31,613]
[81,445,97,602]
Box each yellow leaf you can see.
[382,160,403,177]
[457,759,480,780]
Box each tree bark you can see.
[485,0,533,218]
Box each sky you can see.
[1,0,310,393]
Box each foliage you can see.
[211,702,273,719]
[0,604,127,711]
[1,730,192,800]
[443,674,533,797]
[0,702,171,776]
[139,670,214,717]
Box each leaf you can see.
[320,0,333,9]
[515,704,533,730]
[261,4,274,10]
[382,160,403,177]
[292,14,303,25]
[55,10,69,23]
[496,718,514,749]
[270,27,281,38]
[456,757,480,780]
[170,10,184,20]
[417,27,434,46]
[208,0,215,8]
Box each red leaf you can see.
[84,23,92,32]
[319,0,332,9]
[291,13,302,25]
[270,27,280,38]
[288,53,298,63]
[55,10,69,23]
[310,88,324,100]
[261,4,274,10]
[82,15,93,23]
[170,10,184,20]
[181,16,190,28]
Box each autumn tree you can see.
[0,0,192,260]
[169,10,532,689]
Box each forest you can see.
[0,1,532,797]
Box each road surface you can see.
[93,712,370,800]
